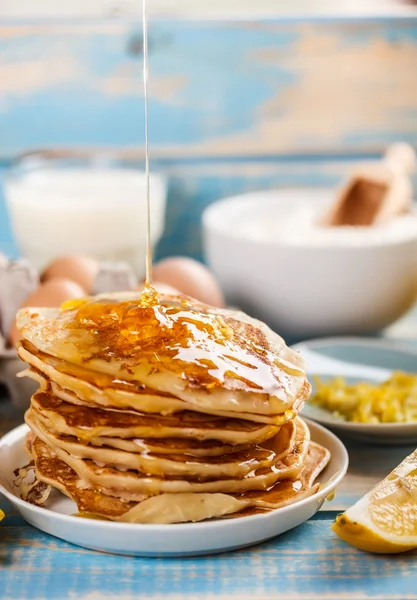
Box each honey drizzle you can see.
[141,0,158,307]
[64,297,296,397]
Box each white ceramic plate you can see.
[293,337,417,445]
[0,421,348,557]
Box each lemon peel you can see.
[332,449,417,554]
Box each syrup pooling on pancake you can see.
[17,344,304,425]
[15,291,330,523]
[16,292,310,416]
[66,295,288,391]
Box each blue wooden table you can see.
[0,503,416,600]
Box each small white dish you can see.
[293,337,417,445]
[0,421,348,557]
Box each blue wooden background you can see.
[0,19,416,156]
[0,17,416,262]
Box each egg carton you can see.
[0,257,137,410]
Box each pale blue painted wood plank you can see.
[0,19,415,157]
[1,511,416,600]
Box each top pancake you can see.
[16,292,310,416]
[18,344,303,425]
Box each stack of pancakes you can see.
[16,292,330,523]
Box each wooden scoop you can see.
[321,143,416,227]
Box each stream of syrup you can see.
[141,0,158,307]
[59,0,302,403]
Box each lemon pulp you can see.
[332,449,417,554]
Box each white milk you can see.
[4,168,167,276]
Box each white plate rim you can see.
[0,421,348,534]
[292,335,417,358]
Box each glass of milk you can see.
[4,153,167,278]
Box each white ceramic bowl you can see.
[203,189,417,339]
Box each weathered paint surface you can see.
[0,497,416,600]
[0,19,415,157]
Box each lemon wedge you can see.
[332,449,417,554]
[0,509,4,521]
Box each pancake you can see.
[28,436,135,519]
[18,345,304,425]
[26,409,296,479]
[15,291,330,525]
[28,434,330,523]
[86,435,252,458]
[16,292,310,416]
[118,441,331,523]
[30,391,279,445]
[33,417,309,499]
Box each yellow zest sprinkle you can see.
[310,372,417,423]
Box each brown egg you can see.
[41,255,99,293]
[9,277,86,347]
[151,257,225,307]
